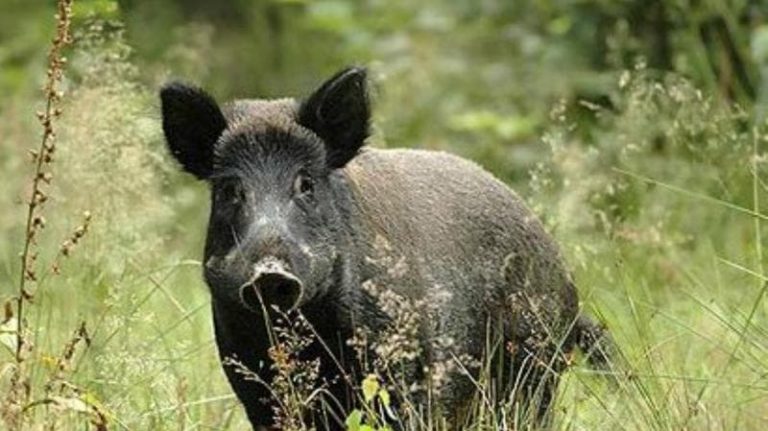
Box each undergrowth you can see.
[0,3,766,431]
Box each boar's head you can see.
[160,67,369,312]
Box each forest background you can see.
[1,0,767,429]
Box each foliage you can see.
[0,0,767,429]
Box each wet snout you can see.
[239,256,304,312]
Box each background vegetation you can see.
[1,0,767,429]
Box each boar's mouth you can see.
[238,257,305,312]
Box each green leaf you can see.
[378,388,390,407]
[362,374,379,403]
[345,409,362,431]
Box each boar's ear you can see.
[160,82,227,180]
[298,67,370,169]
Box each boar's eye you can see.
[292,170,315,199]
[217,179,245,205]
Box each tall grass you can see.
[0,5,767,431]
[532,66,768,431]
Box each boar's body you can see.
[344,148,578,405]
[347,147,578,338]
[160,68,607,430]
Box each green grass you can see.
[1,6,767,431]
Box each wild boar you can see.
[160,67,610,430]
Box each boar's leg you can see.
[212,302,277,428]
[505,337,570,425]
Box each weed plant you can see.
[1,4,767,430]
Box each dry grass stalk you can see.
[14,0,74,361]
[0,1,102,429]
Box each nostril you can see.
[253,274,301,309]
[238,257,304,312]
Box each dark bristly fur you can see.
[160,83,227,179]
[298,67,370,169]
[159,66,612,430]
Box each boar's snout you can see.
[239,257,304,312]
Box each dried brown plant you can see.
[1,1,106,430]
